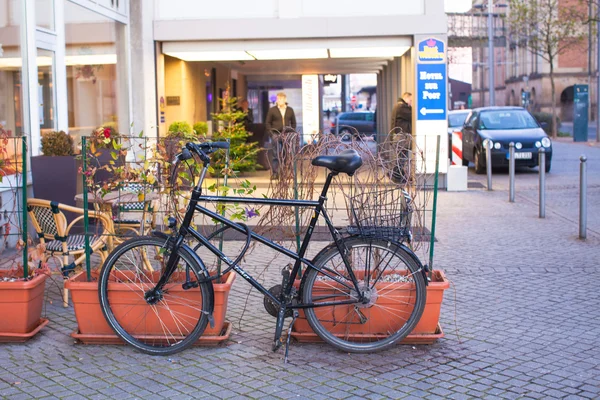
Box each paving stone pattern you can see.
[1,141,599,399]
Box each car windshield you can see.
[448,112,469,127]
[479,110,539,130]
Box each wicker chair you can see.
[27,198,113,306]
[110,183,157,238]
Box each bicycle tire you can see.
[301,236,426,353]
[99,236,214,355]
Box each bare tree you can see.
[508,0,586,138]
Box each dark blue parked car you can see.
[461,107,552,174]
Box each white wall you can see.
[155,0,424,20]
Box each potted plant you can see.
[66,269,234,346]
[290,270,449,345]
[65,138,245,346]
[86,125,125,186]
[0,259,49,342]
[0,130,50,342]
[31,131,80,211]
[211,96,259,177]
[193,121,208,136]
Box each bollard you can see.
[539,148,546,218]
[580,155,587,239]
[509,142,515,202]
[486,139,492,190]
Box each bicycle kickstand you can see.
[284,310,299,364]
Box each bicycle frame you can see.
[157,163,363,312]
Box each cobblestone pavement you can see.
[2,141,600,399]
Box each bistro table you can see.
[75,190,160,248]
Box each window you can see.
[479,110,538,130]
[37,49,57,134]
[0,0,23,136]
[449,112,469,128]
[36,0,55,31]
[65,1,129,145]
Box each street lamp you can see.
[473,1,507,107]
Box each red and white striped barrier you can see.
[451,131,463,166]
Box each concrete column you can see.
[381,65,389,136]
[129,0,158,138]
[376,72,383,136]
[390,57,399,109]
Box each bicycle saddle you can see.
[311,149,363,176]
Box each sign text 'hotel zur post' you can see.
[414,35,449,174]
[416,38,447,121]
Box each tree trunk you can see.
[550,63,558,139]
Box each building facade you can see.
[1,0,449,185]
[468,0,593,122]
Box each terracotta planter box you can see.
[0,272,49,342]
[65,270,235,345]
[291,270,449,344]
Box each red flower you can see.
[103,128,111,138]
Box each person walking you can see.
[265,92,297,179]
[389,92,413,185]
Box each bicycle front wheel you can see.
[301,237,426,353]
[99,236,214,355]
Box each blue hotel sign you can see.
[416,37,447,121]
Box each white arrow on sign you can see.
[420,107,444,116]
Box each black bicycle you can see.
[98,141,427,356]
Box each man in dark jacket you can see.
[265,92,297,133]
[265,92,297,178]
[390,92,412,135]
[390,92,413,185]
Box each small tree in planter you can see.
[211,96,259,176]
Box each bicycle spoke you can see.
[99,237,211,355]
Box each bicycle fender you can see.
[308,235,428,285]
[150,231,216,318]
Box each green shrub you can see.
[168,121,192,135]
[531,112,560,135]
[193,122,208,137]
[211,98,259,175]
[41,131,74,156]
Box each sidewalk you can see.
[2,153,600,399]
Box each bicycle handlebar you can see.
[174,141,229,164]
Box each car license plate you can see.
[507,152,532,160]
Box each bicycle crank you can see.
[263,285,293,318]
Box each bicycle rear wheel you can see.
[99,236,214,355]
[301,237,426,353]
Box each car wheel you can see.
[474,148,486,174]
[545,161,551,173]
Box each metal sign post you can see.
[509,142,515,202]
[539,148,546,218]
[486,139,492,190]
[580,155,588,239]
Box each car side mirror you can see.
[540,122,548,129]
